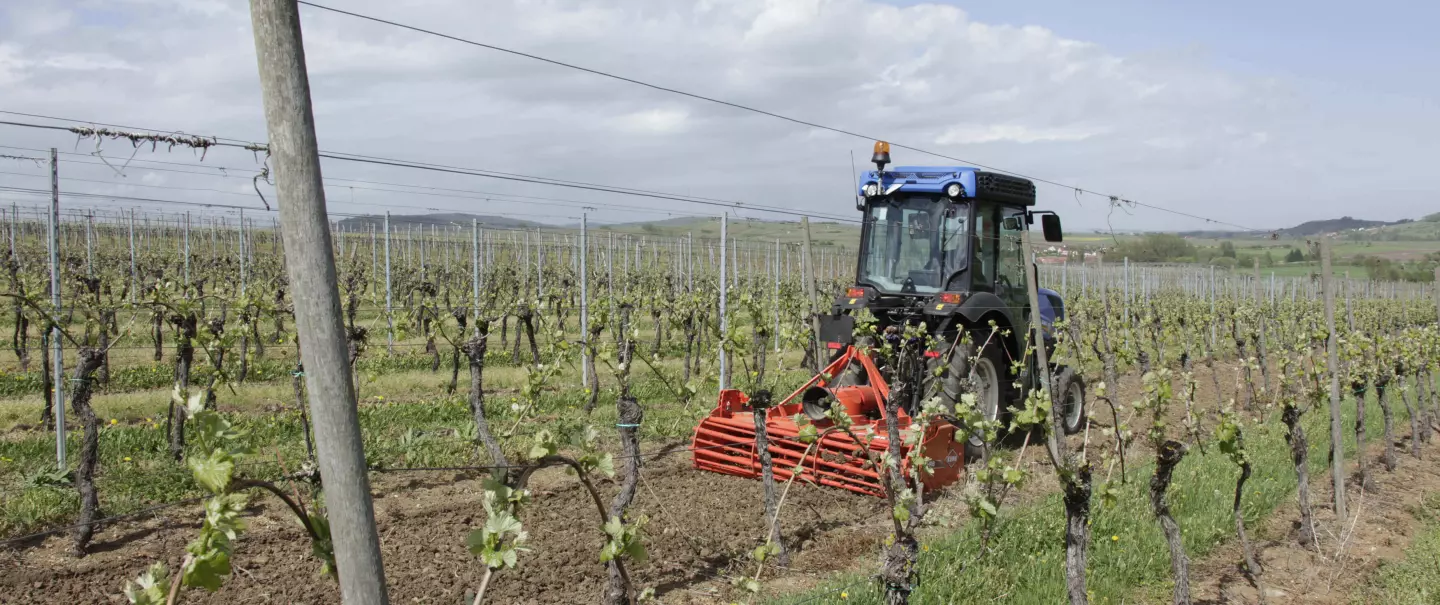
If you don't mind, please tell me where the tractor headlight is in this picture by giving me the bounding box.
[945,182,964,198]
[863,182,880,197]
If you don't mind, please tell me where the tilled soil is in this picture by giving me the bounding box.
[0,453,891,605]
[0,359,1249,605]
[1170,431,1440,605]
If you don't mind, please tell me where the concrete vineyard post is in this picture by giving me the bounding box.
[128,209,137,302]
[48,148,65,469]
[719,214,728,391]
[239,209,247,297]
[1320,239,1346,520]
[1123,256,1130,348]
[85,212,93,278]
[248,2,391,602]
[8,204,16,277]
[472,220,480,336]
[607,232,615,339]
[580,213,589,388]
[384,212,393,354]
[802,217,819,371]
[1209,265,1216,347]
[774,239,780,353]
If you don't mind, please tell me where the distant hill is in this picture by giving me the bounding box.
[336,213,546,230]
[1179,215,1426,239]
[331,213,859,248]
[1278,216,1403,237]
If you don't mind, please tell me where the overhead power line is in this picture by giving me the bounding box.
[0,164,759,223]
[294,1,1263,232]
[0,111,856,223]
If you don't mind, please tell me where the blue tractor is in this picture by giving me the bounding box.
[818,142,1086,457]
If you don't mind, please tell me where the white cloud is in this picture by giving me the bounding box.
[0,0,1433,230]
[42,53,140,71]
[615,108,690,134]
[937,123,1106,145]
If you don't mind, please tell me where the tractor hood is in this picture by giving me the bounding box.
[1037,287,1065,335]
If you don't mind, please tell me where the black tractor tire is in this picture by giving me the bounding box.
[1053,365,1087,435]
[928,333,1013,461]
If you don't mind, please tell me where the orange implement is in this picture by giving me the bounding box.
[691,345,965,498]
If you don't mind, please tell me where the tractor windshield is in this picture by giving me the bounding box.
[857,196,969,294]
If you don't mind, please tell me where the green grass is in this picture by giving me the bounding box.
[772,392,1395,604]
[1351,493,1440,605]
[0,350,813,540]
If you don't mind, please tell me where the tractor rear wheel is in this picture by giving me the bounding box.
[1054,366,1087,435]
[931,333,1012,461]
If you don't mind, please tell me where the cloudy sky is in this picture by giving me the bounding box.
[0,0,1436,232]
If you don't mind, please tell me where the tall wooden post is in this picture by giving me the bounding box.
[249,2,390,602]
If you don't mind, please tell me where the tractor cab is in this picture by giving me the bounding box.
[830,142,1064,346]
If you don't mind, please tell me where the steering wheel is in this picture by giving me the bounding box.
[995,274,1014,296]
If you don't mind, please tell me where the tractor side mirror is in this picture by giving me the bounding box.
[1041,214,1063,242]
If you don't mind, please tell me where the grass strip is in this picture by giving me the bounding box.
[772,394,1390,604]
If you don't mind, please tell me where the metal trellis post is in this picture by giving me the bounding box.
[48,149,65,469]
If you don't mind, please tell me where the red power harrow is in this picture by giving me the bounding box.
[691,345,965,498]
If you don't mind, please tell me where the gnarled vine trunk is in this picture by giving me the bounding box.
[463,324,505,466]
[69,347,106,556]
[1063,464,1092,605]
[605,329,642,605]
[1151,440,1191,605]
[1282,404,1317,547]
[40,330,53,430]
[1375,377,1397,470]
[1352,379,1371,491]
[1232,449,1266,603]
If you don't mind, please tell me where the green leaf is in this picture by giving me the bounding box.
[464,528,492,555]
[625,539,648,565]
[528,430,558,460]
[977,498,998,518]
[123,563,170,605]
[306,513,335,577]
[188,450,235,495]
[186,388,210,416]
[501,547,518,568]
[593,453,616,479]
[485,511,523,538]
[1002,467,1026,486]
[892,503,911,524]
[603,516,626,539]
[182,549,231,592]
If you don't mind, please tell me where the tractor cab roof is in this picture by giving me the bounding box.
[858,166,1036,206]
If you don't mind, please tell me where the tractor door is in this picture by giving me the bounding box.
[996,207,1031,349]
[971,204,998,293]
